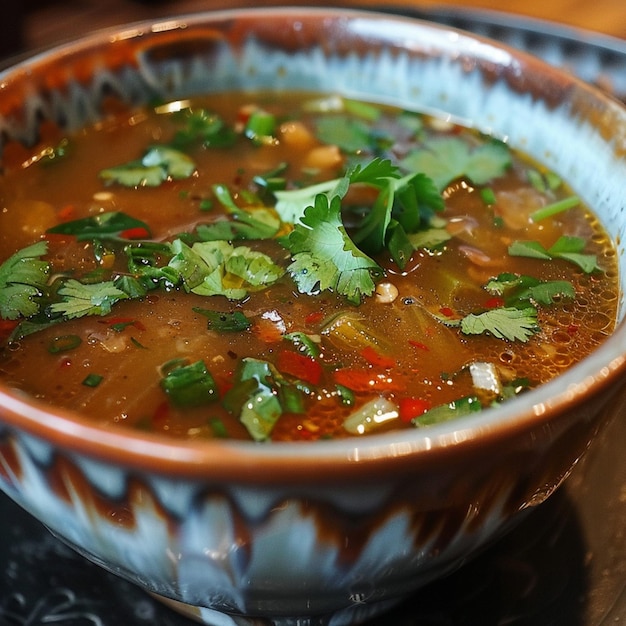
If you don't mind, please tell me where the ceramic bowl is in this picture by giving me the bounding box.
[0,8,626,626]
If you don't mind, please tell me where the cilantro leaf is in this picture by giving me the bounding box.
[47,212,151,242]
[485,273,575,307]
[195,184,280,241]
[315,115,374,153]
[99,146,195,187]
[168,239,284,300]
[400,137,511,190]
[508,235,601,273]
[286,194,381,305]
[49,279,129,319]
[0,242,50,320]
[169,108,236,149]
[274,178,347,225]
[459,307,539,342]
[273,158,397,225]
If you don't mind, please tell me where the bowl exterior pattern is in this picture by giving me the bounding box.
[0,9,626,625]
[0,389,621,625]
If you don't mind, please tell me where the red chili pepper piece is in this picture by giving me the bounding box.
[120,226,151,240]
[360,346,395,369]
[439,306,455,318]
[304,311,325,326]
[398,397,431,422]
[408,339,429,351]
[277,350,323,386]
[484,296,505,309]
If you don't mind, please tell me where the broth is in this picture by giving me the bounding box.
[0,93,618,441]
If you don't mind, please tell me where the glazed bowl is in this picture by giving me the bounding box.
[0,7,625,626]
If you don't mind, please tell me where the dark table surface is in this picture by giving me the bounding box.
[0,6,625,626]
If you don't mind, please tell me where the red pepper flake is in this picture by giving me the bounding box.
[360,346,395,369]
[439,306,455,318]
[567,324,579,336]
[304,311,325,326]
[215,371,234,397]
[58,358,73,369]
[277,350,323,386]
[58,204,76,222]
[333,368,405,392]
[408,339,429,351]
[484,296,505,309]
[120,227,151,240]
[398,397,432,422]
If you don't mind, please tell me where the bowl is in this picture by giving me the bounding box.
[0,7,625,625]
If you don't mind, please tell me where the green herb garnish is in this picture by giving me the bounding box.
[401,137,511,190]
[509,235,600,273]
[0,241,50,320]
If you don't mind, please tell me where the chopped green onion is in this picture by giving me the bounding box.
[343,98,382,121]
[160,360,218,408]
[480,187,496,205]
[283,331,320,357]
[530,196,580,222]
[335,384,355,406]
[245,110,276,145]
[527,169,546,192]
[209,417,229,438]
[412,396,481,427]
[48,334,82,354]
[82,373,104,388]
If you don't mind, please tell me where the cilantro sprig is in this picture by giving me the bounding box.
[279,158,444,302]
[0,242,50,320]
[287,193,382,305]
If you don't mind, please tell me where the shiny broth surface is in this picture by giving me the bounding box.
[0,93,618,441]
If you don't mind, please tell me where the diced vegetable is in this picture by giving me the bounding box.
[343,397,399,435]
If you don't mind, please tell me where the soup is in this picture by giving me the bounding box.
[0,93,618,441]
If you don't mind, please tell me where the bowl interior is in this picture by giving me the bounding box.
[0,7,625,466]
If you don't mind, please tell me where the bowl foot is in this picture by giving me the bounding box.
[150,593,401,625]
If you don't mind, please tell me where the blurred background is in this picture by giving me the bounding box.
[4,0,625,61]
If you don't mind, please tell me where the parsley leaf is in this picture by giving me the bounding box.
[286,193,381,305]
[49,279,129,319]
[508,235,601,273]
[400,137,511,189]
[0,242,50,320]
